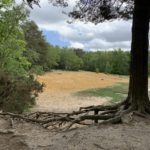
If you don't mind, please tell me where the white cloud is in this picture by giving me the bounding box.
[70,42,84,49]
[16,0,133,51]
[84,39,130,51]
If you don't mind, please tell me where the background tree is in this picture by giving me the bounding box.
[46,45,60,70]
[22,20,59,73]
[81,50,130,74]
[110,50,129,75]
[82,52,99,72]
[73,48,85,59]
[59,48,83,71]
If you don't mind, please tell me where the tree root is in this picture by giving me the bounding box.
[0,101,149,131]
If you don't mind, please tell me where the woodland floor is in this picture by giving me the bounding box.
[1,71,150,150]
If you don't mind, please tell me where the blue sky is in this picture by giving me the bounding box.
[43,30,69,47]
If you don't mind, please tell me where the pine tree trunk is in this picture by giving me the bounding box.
[127,0,150,112]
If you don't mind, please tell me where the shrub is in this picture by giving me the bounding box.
[0,71,43,113]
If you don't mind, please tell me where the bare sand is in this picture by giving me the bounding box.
[33,71,128,112]
[0,116,150,150]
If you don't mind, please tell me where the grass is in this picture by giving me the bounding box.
[76,83,128,103]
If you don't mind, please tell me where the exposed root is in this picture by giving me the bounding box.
[133,111,147,118]
[0,101,149,131]
[99,115,122,125]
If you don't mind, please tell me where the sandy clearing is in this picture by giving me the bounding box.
[32,93,111,112]
[33,71,128,112]
[36,71,128,93]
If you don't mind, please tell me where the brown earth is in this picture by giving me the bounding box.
[33,71,128,112]
[0,116,150,150]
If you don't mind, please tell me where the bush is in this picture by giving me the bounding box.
[0,71,43,113]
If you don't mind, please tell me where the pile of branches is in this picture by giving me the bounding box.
[0,101,145,131]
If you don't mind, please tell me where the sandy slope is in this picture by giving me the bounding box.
[33,71,128,112]
[0,116,150,150]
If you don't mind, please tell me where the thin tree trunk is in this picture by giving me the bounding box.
[128,0,150,112]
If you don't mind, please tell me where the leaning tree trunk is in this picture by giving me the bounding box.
[127,0,150,112]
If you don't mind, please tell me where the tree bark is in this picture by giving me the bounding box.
[127,0,150,112]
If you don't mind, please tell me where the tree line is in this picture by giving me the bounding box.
[21,20,131,75]
[17,20,150,77]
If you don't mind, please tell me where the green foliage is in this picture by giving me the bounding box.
[0,36,31,76]
[82,52,97,71]
[0,1,43,113]
[45,45,60,70]
[0,2,30,76]
[59,48,83,71]
[77,83,128,103]
[110,50,130,75]
[73,48,85,58]
[22,21,61,73]
[0,3,27,43]
[33,46,131,75]
[81,50,130,75]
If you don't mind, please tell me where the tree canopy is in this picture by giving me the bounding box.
[26,0,135,22]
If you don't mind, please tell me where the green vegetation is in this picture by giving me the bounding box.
[22,21,59,73]
[77,83,128,103]
[34,47,131,75]
[81,50,130,75]
[58,49,83,71]
[0,1,43,113]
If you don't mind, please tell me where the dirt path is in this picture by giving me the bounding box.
[33,71,128,112]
